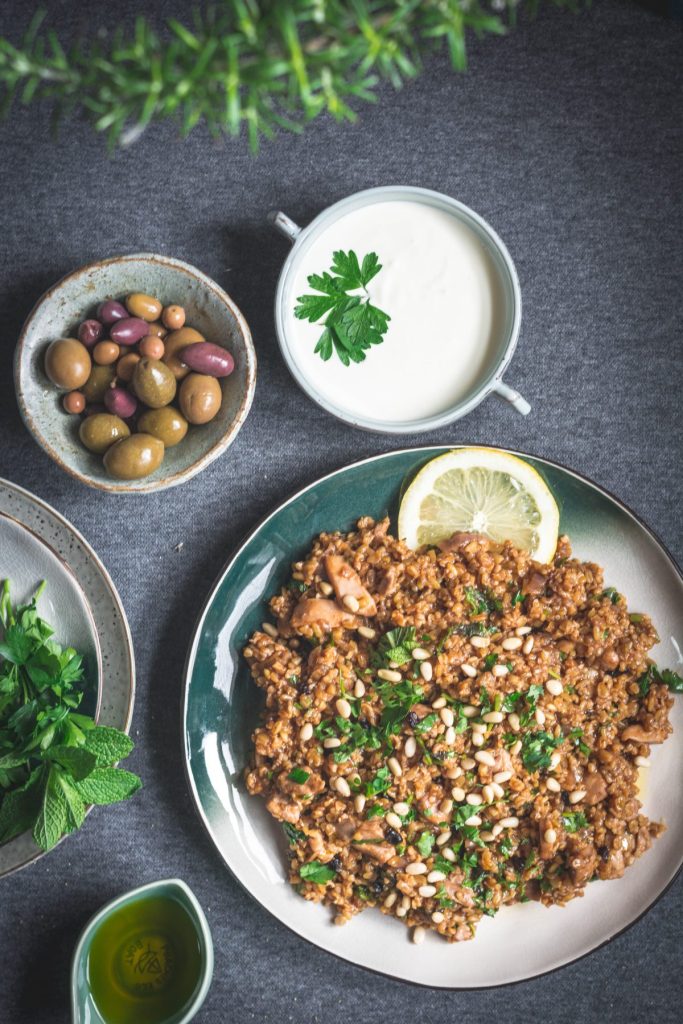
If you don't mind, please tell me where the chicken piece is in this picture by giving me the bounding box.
[489,748,513,776]
[566,837,597,885]
[290,598,356,631]
[582,770,608,806]
[441,871,476,908]
[376,565,399,597]
[266,793,301,824]
[621,722,668,744]
[280,771,325,798]
[438,532,481,553]
[351,819,395,864]
[324,555,377,616]
[334,816,359,841]
[598,847,625,880]
[522,571,547,596]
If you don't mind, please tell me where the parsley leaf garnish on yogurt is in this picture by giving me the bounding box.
[294,249,391,366]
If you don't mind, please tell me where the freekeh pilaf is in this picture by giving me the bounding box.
[244,518,680,944]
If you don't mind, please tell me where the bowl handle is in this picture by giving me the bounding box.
[493,381,531,416]
[268,210,302,244]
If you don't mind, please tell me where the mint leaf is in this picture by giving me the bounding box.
[83,726,134,767]
[0,767,44,843]
[33,766,69,850]
[44,745,97,781]
[56,772,86,832]
[75,767,141,805]
[299,860,336,884]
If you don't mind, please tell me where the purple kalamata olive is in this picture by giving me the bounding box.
[104,386,138,420]
[178,342,234,378]
[97,299,129,325]
[78,319,103,348]
[110,317,149,347]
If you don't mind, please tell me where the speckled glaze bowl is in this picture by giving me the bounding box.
[14,254,256,494]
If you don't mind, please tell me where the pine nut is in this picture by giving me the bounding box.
[546,679,563,697]
[445,726,456,745]
[452,786,466,802]
[490,782,505,799]
[431,911,445,924]
[500,816,519,828]
[418,884,437,897]
[439,798,454,815]
[475,750,496,767]
[569,789,586,804]
[492,664,509,677]
[491,823,504,837]
[436,830,452,846]
[396,905,407,918]
[516,626,532,636]
[480,831,495,842]
[546,777,561,793]
[440,707,454,727]
[461,757,476,770]
[483,711,504,724]
[404,736,417,758]
[335,777,351,797]
[342,594,360,613]
[388,757,403,777]
[507,712,521,732]
[465,814,482,826]
[493,770,512,783]
[502,637,522,651]
[354,793,366,813]
[412,647,430,660]
[431,696,447,709]
[319,581,333,596]
[549,752,561,770]
[300,722,313,741]
[470,635,490,649]
[384,891,398,908]
[336,698,352,719]
[405,862,427,875]
[393,801,410,816]
[462,705,478,717]
[358,625,376,640]
[510,740,522,756]
[441,847,456,862]
[323,737,341,748]
[523,637,534,654]
[262,622,278,638]
[544,828,557,845]
[412,926,426,944]
[635,755,650,767]
[446,765,463,780]
[471,722,487,734]
[427,869,447,883]
[401,895,410,908]
[378,668,402,683]
[471,732,484,747]
[466,792,483,805]
[482,784,495,803]
[385,812,403,830]
[461,663,478,678]
[354,679,366,698]
[420,661,433,682]
[535,708,546,726]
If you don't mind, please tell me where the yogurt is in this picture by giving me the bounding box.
[286,199,507,425]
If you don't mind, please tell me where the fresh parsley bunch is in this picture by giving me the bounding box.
[294,249,390,366]
[0,580,141,851]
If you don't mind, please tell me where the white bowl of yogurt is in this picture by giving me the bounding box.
[271,186,529,433]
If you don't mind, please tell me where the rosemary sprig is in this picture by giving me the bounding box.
[0,1,585,151]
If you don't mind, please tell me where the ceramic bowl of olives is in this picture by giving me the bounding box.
[14,254,256,493]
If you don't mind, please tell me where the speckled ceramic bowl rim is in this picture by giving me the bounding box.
[0,508,104,724]
[0,477,135,877]
[273,186,523,434]
[182,444,683,990]
[14,253,257,494]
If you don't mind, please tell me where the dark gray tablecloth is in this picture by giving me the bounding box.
[1,1,681,1021]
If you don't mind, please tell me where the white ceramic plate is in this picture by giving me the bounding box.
[183,447,683,987]
[0,479,135,877]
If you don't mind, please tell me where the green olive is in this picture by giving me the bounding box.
[179,373,222,424]
[79,414,130,455]
[162,327,204,380]
[45,338,91,390]
[81,364,116,404]
[132,357,177,409]
[103,434,165,480]
[137,406,189,447]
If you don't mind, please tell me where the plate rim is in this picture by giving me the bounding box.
[182,443,683,989]
[0,477,136,876]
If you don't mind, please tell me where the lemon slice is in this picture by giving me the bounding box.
[398,448,560,562]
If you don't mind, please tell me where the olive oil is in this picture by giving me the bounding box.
[87,894,202,1024]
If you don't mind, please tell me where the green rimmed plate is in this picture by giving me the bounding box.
[182,446,683,988]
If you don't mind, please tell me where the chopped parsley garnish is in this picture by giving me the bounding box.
[600,587,620,604]
[511,591,525,607]
[566,727,591,757]
[366,803,385,819]
[520,731,563,771]
[374,626,419,667]
[519,683,544,726]
[287,580,308,593]
[435,885,456,908]
[299,860,336,884]
[638,664,683,696]
[365,766,392,797]
[287,767,310,784]
[502,691,522,712]
[562,811,588,833]
[432,853,456,875]
[464,587,490,616]
[413,712,438,735]
[483,652,498,671]
[283,822,306,845]
[416,831,436,856]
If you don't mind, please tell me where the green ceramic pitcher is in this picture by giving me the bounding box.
[71,878,213,1024]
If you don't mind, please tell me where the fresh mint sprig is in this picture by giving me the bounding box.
[294,249,390,366]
